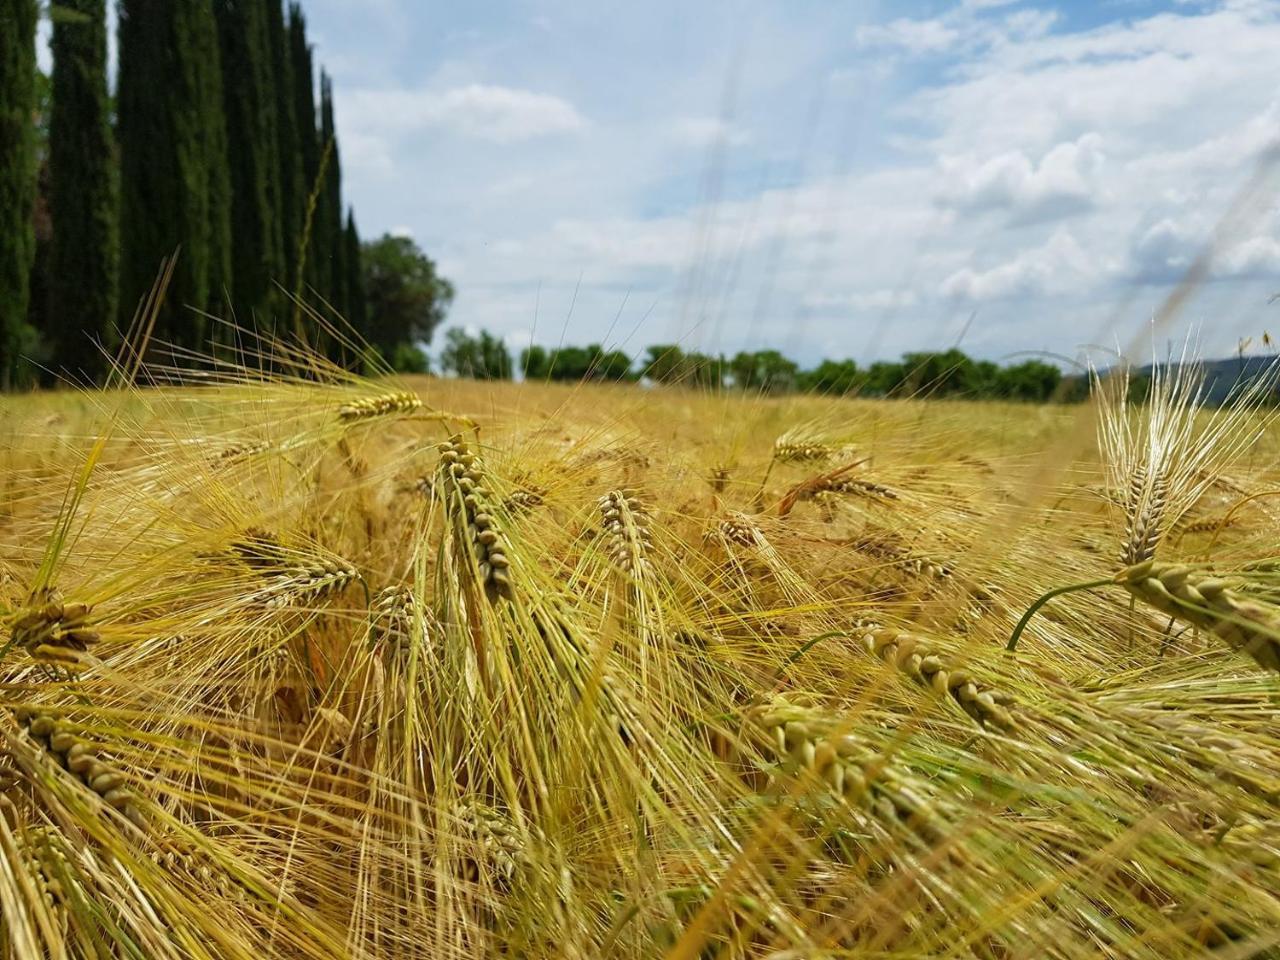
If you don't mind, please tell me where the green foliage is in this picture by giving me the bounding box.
[214,0,283,325]
[317,70,345,320]
[344,209,365,331]
[729,349,798,394]
[390,340,429,374]
[118,0,233,349]
[0,0,39,388]
[361,233,453,359]
[267,0,301,292]
[288,4,319,295]
[440,328,511,380]
[797,358,859,394]
[642,344,724,387]
[521,343,634,382]
[49,0,117,379]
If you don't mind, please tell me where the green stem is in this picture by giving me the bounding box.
[1006,578,1116,652]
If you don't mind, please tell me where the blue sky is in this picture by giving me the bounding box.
[61,1,1280,366]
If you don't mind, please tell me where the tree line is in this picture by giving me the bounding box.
[0,0,453,388]
[438,331,1071,401]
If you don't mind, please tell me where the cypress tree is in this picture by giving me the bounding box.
[318,70,346,317]
[344,209,365,336]
[268,0,302,297]
[0,0,39,388]
[118,0,232,351]
[287,3,319,296]
[214,0,283,322]
[49,0,117,380]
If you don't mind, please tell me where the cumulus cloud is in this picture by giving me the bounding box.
[343,83,586,143]
[937,133,1105,224]
[942,230,1093,302]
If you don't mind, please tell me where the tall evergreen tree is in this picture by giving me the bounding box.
[214,0,283,323]
[0,0,39,387]
[118,0,232,350]
[287,3,319,297]
[344,208,364,335]
[268,0,302,297]
[49,0,117,379]
[318,70,346,317]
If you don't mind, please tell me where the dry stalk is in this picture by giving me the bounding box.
[1115,561,1280,673]
[14,708,145,829]
[599,490,652,577]
[438,436,514,602]
[858,628,1015,731]
[10,587,99,668]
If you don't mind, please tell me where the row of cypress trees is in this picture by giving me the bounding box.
[0,0,364,386]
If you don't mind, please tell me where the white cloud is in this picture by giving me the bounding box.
[389,225,414,239]
[942,230,1094,302]
[343,83,586,143]
[937,133,1105,223]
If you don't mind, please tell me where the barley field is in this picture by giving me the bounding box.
[2,344,1280,958]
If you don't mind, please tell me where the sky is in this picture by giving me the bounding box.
[53,0,1280,368]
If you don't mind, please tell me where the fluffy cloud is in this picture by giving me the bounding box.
[942,230,1093,302]
[317,0,1280,365]
[937,133,1104,224]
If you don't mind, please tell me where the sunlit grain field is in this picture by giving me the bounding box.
[2,352,1280,959]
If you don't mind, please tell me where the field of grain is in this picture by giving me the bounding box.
[2,349,1279,959]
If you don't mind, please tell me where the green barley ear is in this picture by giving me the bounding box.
[1115,560,1280,673]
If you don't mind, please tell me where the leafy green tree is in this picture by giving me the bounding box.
[49,0,117,380]
[390,341,429,374]
[361,233,453,359]
[440,328,511,380]
[118,0,233,349]
[996,360,1062,401]
[730,350,798,393]
[0,0,39,387]
[521,344,550,380]
[214,0,283,323]
[799,359,860,394]
[862,361,904,396]
[643,344,723,387]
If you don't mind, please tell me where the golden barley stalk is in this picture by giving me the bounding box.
[337,390,423,422]
[598,489,652,577]
[9,587,100,668]
[438,435,513,601]
[14,709,145,830]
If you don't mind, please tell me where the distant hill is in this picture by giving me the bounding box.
[1135,355,1279,406]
